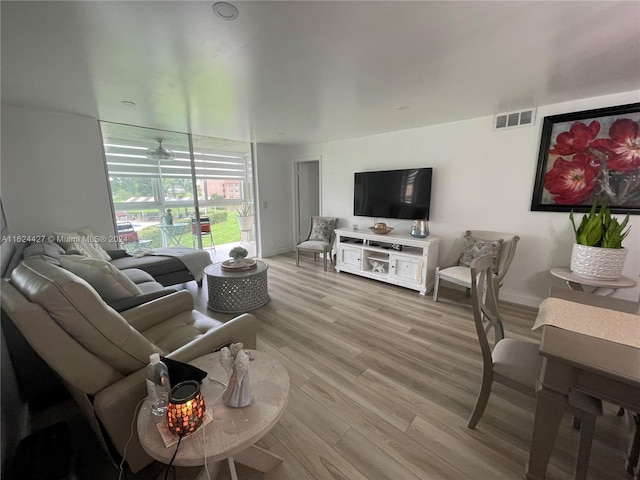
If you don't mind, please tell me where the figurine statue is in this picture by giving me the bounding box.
[370,259,386,273]
[229,342,243,358]
[219,347,234,378]
[219,342,243,379]
[222,349,252,407]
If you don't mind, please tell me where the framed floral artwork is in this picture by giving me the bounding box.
[530,102,640,214]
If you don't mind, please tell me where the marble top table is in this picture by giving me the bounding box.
[137,350,290,480]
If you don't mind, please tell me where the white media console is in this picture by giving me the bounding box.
[335,228,440,295]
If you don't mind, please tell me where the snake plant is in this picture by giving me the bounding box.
[570,202,630,248]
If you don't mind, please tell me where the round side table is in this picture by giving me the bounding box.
[137,350,290,480]
[550,267,637,296]
[205,260,270,313]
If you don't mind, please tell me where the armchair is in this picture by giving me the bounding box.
[1,257,257,473]
[433,230,519,302]
[296,216,338,271]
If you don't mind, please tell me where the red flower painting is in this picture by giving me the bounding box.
[591,119,640,172]
[544,154,600,204]
[532,104,640,213]
[549,121,600,156]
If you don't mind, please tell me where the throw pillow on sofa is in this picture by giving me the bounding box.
[53,227,112,261]
[23,240,66,265]
[59,255,142,300]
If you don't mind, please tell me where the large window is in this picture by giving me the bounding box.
[101,122,255,252]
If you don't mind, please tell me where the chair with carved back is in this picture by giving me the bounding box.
[467,253,602,480]
[433,230,519,302]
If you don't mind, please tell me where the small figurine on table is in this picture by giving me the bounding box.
[370,259,386,273]
[222,350,252,407]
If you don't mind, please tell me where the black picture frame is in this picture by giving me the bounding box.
[530,102,640,214]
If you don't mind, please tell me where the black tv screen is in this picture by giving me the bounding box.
[354,168,433,220]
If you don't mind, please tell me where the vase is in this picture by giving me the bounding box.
[237,216,253,231]
[410,219,429,238]
[570,243,628,280]
[233,257,246,267]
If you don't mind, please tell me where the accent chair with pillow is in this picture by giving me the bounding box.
[296,216,338,271]
[432,230,519,302]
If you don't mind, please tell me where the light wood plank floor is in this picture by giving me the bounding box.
[181,252,634,480]
[47,252,634,480]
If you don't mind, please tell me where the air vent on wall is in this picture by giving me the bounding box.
[493,108,536,131]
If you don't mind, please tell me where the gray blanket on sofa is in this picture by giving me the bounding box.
[131,247,212,282]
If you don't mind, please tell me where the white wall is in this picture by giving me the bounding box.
[286,91,640,307]
[2,94,638,308]
[1,105,116,242]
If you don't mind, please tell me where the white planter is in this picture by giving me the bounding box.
[237,216,253,231]
[570,243,628,280]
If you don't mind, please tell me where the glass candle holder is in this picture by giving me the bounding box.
[166,380,206,436]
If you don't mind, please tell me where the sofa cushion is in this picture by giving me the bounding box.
[12,258,156,373]
[59,255,142,300]
[23,241,66,265]
[110,254,188,277]
[141,310,224,353]
[121,268,155,285]
[53,227,112,261]
[121,269,165,294]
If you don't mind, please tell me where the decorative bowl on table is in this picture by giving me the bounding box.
[369,223,394,235]
[221,258,257,271]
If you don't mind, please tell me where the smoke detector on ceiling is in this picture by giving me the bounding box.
[493,108,536,131]
[212,2,239,20]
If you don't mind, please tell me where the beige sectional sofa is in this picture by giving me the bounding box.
[1,257,257,473]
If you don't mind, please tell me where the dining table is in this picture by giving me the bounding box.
[526,287,640,480]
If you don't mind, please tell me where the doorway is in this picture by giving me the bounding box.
[294,158,320,243]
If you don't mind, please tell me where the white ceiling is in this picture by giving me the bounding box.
[2,1,639,145]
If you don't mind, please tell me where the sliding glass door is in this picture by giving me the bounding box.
[101,122,255,257]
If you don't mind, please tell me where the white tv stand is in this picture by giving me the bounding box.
[335,228,440,295]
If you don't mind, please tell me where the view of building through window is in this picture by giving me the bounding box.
[100,122,255,254]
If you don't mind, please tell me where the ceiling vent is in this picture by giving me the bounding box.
[493,108,536,131]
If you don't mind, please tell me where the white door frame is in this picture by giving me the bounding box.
[293,156,321,244]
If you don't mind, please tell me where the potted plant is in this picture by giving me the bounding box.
[569,202,630,279]
[235,204,253,232]
[229,246,249,266]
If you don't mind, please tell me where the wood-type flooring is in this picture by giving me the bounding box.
[37,252,635,480]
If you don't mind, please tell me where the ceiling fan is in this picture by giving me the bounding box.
[147,139,175,161]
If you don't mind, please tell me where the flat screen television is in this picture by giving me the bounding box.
[354,168,433,220]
